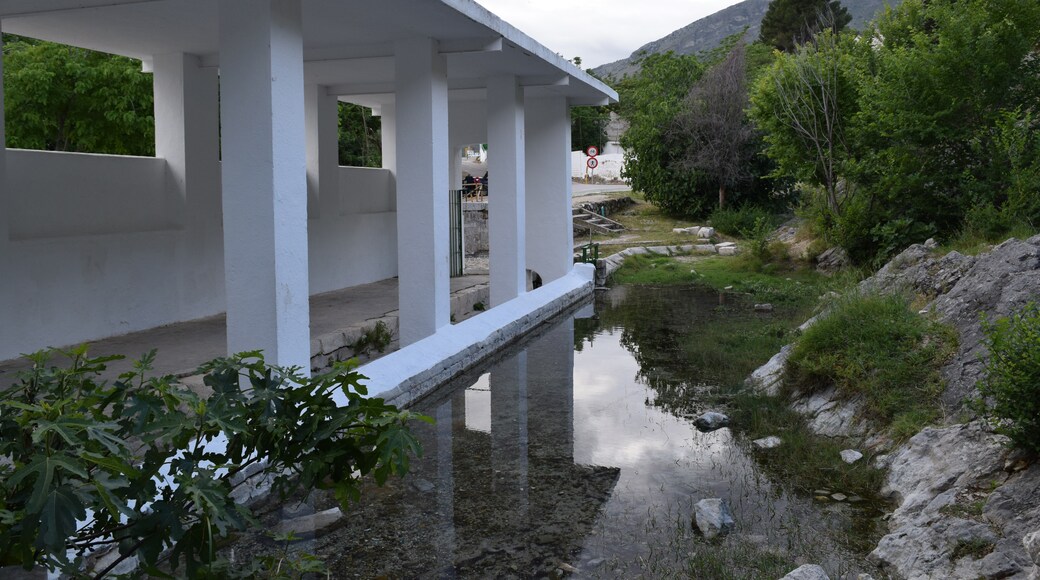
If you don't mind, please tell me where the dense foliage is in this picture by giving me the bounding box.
[338,102,382,168]
[2,35,155,155]
[978,304,1040,452]
[0,348,426,577]
[759,0,851,52]
[616,42,782,218]
[751,0,1040,264]
[571,106,610,154]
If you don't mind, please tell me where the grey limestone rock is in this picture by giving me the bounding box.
[694,411,730,432]
[753,435,782,450]
[815,246,850,274]
[841,449,864,464]
[693,498,735,539]
[780,564,830,580]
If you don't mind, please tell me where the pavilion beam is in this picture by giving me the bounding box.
[524,96,573,284]
[394,37,450,346]
[218,0,311,371]
[487,74,526,305]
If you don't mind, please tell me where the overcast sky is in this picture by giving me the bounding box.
[475,0,746,68]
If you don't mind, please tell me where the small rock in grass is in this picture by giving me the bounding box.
[274,507,344,537]
[815,495,830,502]
[694,411,730,432]
[753,436,782,450]
[558,562,579,573]
[840,449,864,464]
[781,564,831,580]
[694,498,735,539]
[754,303,774,313]
[831,493,848,502]
[724,285,734,291]
[814,489,831,496]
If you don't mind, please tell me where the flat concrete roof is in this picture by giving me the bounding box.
[0,0,617,106]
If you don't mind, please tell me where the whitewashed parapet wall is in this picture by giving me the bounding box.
[0,67,397,363]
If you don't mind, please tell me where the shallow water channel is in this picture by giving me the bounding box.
[259,285,885,578]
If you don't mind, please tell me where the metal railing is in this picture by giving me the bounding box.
[449,189,464,277]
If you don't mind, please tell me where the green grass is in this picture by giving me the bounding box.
[685,538,795,579]
[729,391,887,496]
[785,293,958,439]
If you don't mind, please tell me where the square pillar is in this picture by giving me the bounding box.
[490,350,529,516]
[525,96,573,284]
[380,103,398,211]
[487,75,526,306]
[305,83,340,220]
[218,0,311,371]
[394,38,450,346]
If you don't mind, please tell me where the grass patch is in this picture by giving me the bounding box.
[729,391,886,497]
[950,538,995,561]
[687,255,844,307]
[785,293,958,438]
[708,206,779,237]
[939,499,986,520]
[610,253,704,285]
[685,538,794,579]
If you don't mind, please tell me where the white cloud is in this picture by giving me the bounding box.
[476,0,745,68]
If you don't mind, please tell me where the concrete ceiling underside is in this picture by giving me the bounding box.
[0,0,617,106]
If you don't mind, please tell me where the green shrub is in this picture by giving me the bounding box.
[785,293,957,435]
[0,347,427,576]
[708,206,776,237]
[977,303,1040,452]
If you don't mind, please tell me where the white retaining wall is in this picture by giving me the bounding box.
[1,149,398,362]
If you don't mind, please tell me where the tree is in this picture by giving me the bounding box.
[338,102,382,167]
[2,35,155,155]
[0,348,426,576]
[759,0,852,52]
[616,51,712,216]
[750,29,862,218]
[669,44,756,209]
[571,106,610,154]
[853,0,1040,239]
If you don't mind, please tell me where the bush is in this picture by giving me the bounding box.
[0,347,427,576]
[977,303,1040,452]
[708,206,776,237]
[785,293,957,436]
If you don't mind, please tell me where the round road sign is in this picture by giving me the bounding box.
[586,145,599,157]
[586,157,599,170]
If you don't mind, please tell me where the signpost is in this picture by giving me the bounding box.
[584,145,599,181]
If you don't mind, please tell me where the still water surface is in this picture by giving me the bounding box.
[297,286,882,578]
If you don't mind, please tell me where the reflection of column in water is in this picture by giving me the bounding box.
[435,400,455,573]
[526,318,575,463]
[490,351,529,520]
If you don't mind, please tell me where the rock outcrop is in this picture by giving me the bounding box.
[746,235,1040,579]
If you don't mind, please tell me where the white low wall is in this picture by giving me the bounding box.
[1,151,399,362]
[571,151,626,181]
[356,263,595,407]
[308,166,398,295]
[8,149,182,239]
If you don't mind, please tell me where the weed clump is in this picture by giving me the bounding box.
[977,303,1040,452]
[785,293,957,439]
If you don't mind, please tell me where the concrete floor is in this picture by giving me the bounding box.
[0,275,489,382]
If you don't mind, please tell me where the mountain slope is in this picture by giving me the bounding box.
[593,0,900,79]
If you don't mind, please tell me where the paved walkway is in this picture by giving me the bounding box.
[0,275,489,382]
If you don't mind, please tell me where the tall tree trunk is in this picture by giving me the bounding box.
[719,184,727,209]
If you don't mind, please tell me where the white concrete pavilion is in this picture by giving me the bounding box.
[0,0,616,394]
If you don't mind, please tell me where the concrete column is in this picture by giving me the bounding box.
[0,24,8,315]
[0,25,7,248]
[525,96,573,284]
[487,75,526,306]
[449,146,463,190]
[490,350,529,517]
[305,83,340,220]
[394,38,450,346]
[380,103,397,211]
[218,0,310,371]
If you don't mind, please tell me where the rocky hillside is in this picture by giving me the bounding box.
[749,235,1040,579]
[592,0,902,80]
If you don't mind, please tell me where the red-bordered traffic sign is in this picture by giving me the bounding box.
[587,157,599,169]
[586,145,599,157]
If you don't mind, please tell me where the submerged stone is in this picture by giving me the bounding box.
[694,411,730,432]
[693,498,735,539]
